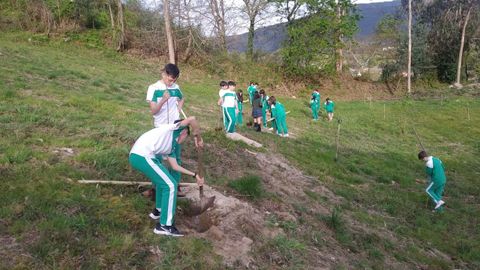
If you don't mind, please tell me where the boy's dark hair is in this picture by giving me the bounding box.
[253,91,260,99]
[326,97,330,101]
[418,150,428,160]
[163,63,180,78]
[220,81,228,87]
[228,80,236,86]
[259,89,265,95]
[268,95,276,104]
[174,119,190,136]
[237,90,243,102]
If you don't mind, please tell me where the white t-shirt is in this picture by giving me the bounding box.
[218,88,226,98]
[146,81,183,127]
[220,90,237,108]
[130,124,179,158]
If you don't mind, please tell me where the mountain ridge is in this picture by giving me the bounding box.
[227,0,401,53]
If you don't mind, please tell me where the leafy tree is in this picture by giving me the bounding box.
[400,0,480,84]
[281,0,358,78]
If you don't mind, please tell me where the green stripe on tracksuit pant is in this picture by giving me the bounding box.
[129,153,178,226]
[223,107,236,133]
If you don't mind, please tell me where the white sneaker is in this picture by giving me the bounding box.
[434,200,445,210]
[284,134,289,137]
[278,133,284,137]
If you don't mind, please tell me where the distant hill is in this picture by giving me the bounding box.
[227,0,401,53]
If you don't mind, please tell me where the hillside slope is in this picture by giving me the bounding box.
[1,32,480,269]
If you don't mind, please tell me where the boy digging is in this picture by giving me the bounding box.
[417,151,447,212]
[129,117,205,236]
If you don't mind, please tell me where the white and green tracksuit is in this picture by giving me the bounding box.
[221,90,237,133]
[247,85,256,105]
[237,99,243,125]
[272,102,288,135]
[324,100,334,113]
[311,92,320,120]
[129,124,184,226]
[310,99,319,120]
[146,81,184,126]
[261,95,269,127]
[425,156,447,208]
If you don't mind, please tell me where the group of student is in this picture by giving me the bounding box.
[309,89,335,122]
[127,64,448,238]
[218,81,289,137]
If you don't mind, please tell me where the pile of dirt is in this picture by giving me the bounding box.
[178,184,282,268]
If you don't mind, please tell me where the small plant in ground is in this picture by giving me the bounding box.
[325,208,344,232]
[228,175,263,200]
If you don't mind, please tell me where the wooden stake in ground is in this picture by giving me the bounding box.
[334,119,342,162]
[384,103,386,120]
[467,106,471,121]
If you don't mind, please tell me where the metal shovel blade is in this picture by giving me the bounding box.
[185,187,216,216]
[184,147,215,216]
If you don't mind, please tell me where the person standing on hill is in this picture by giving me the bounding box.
[252,91,263,132]
[324,97,335,122]
[146,64,183,126]
[310,96,319,121]
[236,89,244,126]
[311,89,320,121]
[268,96,289,137]
[417,151,447,212]
[218,81,238,133]
[247,81,256,105]
[145,64,184,198]
[129,117,204,237]
[260,89,269,128]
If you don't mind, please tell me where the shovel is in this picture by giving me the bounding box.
[184,147,215,216]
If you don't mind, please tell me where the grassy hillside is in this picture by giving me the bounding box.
[1,32,479,269]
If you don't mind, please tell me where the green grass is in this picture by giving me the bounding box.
[228,175,263,199]
[1,31,479,269]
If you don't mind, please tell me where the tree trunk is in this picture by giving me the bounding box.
[407,0,412,93]
[183,28,194,63]
[164,0,176,64]
[247,18,255,60]
[183,0,194,63]
[116,0,126,52]
[210,0,227,51]
[108,1,115,29]
[335,1,343,73]
[455,7,472,88]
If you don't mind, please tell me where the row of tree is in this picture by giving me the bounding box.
[1,0,479,87]
[0,0,359,73]
[380,0,480,88]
